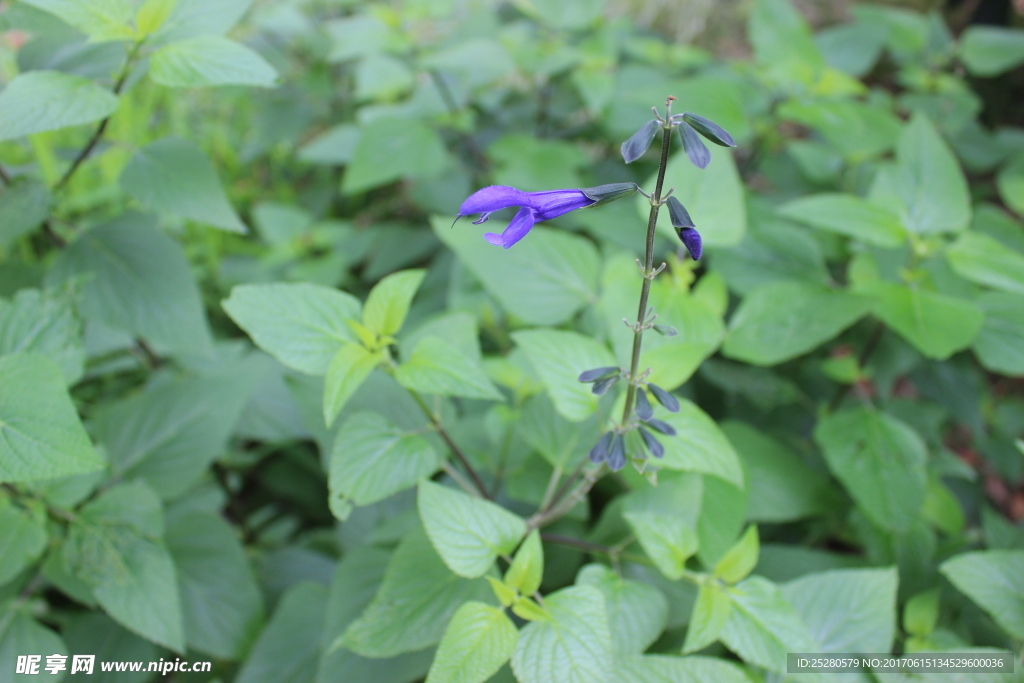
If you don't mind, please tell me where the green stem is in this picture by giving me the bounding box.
[621,103,675,424]
[408,389,491,499]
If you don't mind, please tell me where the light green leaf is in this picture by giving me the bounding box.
[658,401,745,487]
[48,213,214,356]
[623,475,702,581]
[639,145,746,248]
[780,99,901,160]
[723,281,872,366]
[0,288,84,385]
[363,269,426,337]
[92,358,259,498]
[715,526,759,584]
[341,528,493,657]
[166,512,264,659]
[997,154,1024,216]
[0,354,103,484]
[697,477,747,568]
[940,550,1024,639]
[511,329,615,422]
[903,588,940,637]
[396,337,502,401]
[0,179,52,248]
[0,612,69,681]
[781,567,898,652]
[433,216,601,326]
[223,283,361,375]
[974,292,1024,376]
[868,113,971,234]
[719,576,817,673]
[120,137,246,233]
[419,480,526,578]
[19,0,134,41]
[159,0,253,42]
[355,54,414,101]
[134,0,177,37]
[426,601,518,683]
[777,193,906,248]
[235,582,325,683]
[948,232,1024,296]
[150,36,277,88]
[0,495,48,586]
[329,412,439,516]
[960,26,1024,77]
[814,407,927,532]
[343,119,449,194]
[683,583,732,654]
[577,564,668,656]
[517,394,599,470]
[63,483,185,652]
[614,654,753,683]
[322,343,382,426]
[0,70,118,142]
[722,421,836,522]
[505,530,543,597]
[511,585,613,683]
[865,282,983,359]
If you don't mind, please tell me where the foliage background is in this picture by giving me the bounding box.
[1,0,1023,681]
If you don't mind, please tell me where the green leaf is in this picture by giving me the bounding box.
[150,36,277,88]
[940,550,1024,639]
[719,576,816,673]
[715,526,759,584]
[419,480,527,578]
[947,232,1024,295]
[973,292,1024,376]
[166,512,264,659]
[341,528,493,657]
[623,475,702,581]
[868,113,971,234]
[396,337,501,401]
[343,119,449,194]
[62,613,159,680]
[48,213,214,356]
[134,0,177,36]
[426,601,518,683]
[0,70,119,142]
[505,530,543,597]
[577,564,668,656]
[517,394,599,470]
[19,0,134,41]
[328,412,439,517]
[0,354,103,484]
[223,283,362,375]
[865,282,983,360]
[511,585,613,683]
[322,343,382,426]
[777,193,906,248]
[0,495,48,586]
[781,567,898,652]
[721,422,836,522]
[614,654,752,683]
[0,179,52,248]
[91,358,258,498]
[639,145,746,248]
[903,588,940,638]
[235,582,325,683]
[120,137,246,233]
[159,0,254,42]
[814,407,928,532]
[362,269,426,337]
[0,288,84,385]
[960,26,1024,76]
[723,281,872,366]
[63,482,185,652]
[433,216,601,326]
[0,612,69,680]
[997,153,1024,216]
[780,99,901,160]
[511,330,615,422]
[658,401,745,487]
[683,583,732,654]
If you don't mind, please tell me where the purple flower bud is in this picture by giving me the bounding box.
[456,185,597,248]
[639,427,664,459]
[607,434,626,471]
[677,227,702,260]
[635,388,654,421]
[589,432,613,464]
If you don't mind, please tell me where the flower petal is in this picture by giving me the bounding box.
[677,227,702,260]
[529,189,595,220]
[459,185,531,217]
[484,206,537,248]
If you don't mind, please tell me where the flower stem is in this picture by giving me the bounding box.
[407,389,491,499]
[621,102,675,424]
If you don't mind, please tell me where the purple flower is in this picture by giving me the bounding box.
[458,185,595,248]
[457,183,637,248]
